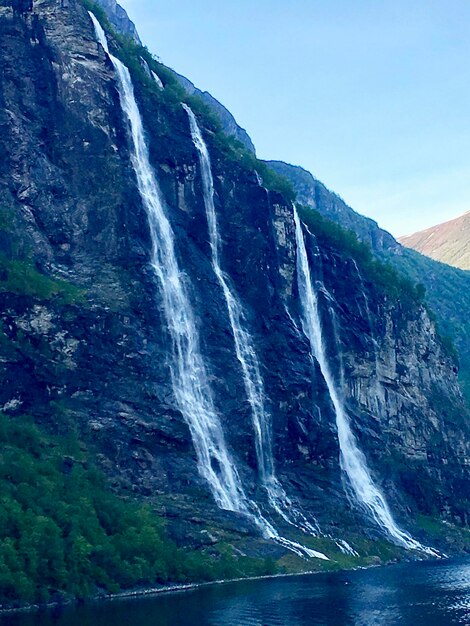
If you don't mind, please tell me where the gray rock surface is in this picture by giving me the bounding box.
[267,160,399,253]
[173,71,256,154]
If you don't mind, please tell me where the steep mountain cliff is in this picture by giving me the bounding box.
[173,71,256,155]
[90,0,256,155]
[399,211,470,270]
[0,0,469,606]
[267,160,470,406]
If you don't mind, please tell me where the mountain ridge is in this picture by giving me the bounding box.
[399,211,470,270]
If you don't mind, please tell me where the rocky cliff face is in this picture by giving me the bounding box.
[267,161,400,255]
[91,0,256,153]
[268,160,470,412]
[172,71,256,155]
[0,0,468,561]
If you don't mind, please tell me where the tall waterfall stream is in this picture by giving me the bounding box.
[294,209,437,556]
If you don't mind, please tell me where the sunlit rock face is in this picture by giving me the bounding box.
[0,0,468,558]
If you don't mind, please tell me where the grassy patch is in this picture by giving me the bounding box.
[275,533,407,576]
[415,514,470,550]
[0,255,83,304]
[0,208,14,232]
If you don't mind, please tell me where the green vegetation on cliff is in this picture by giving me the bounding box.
[267,161,469,405]
[384,248,470,403]
[0,255,82,304]
[296,205,463,364]
[0,414,277,607]
[296,205,425,306]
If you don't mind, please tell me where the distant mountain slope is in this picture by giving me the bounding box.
[268,161,470,406]
[399,212,470,270]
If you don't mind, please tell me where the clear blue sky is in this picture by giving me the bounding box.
[120,0,470,237]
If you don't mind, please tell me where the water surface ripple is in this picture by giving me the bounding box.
[2,558,470,625]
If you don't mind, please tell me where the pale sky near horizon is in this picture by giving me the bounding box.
[119,0,470,238]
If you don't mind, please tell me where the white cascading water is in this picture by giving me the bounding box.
[88,12,246,513]
[88,13,327,561]
[293,208,438,556]
[182,103,323,537]
[151,70,164,89]
[181,103,328,557]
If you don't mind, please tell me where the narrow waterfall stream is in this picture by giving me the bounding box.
[294,209,437,556]
[88,13,327,561]
[151,70,164,89]
[185,99,275,485]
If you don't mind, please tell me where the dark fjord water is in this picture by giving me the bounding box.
[2,558,469,626]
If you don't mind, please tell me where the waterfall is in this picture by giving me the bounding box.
[139,57,152,79]
[89,11,246,513]
[151,71,164,89]
[182,104,274,484]
[182,103,327,553]
[294,209,437,556]
[88,13,327,561]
